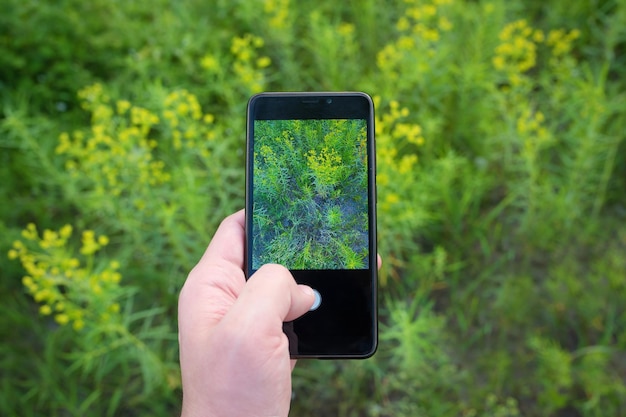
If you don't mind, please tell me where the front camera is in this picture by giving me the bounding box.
[326,98,333,104]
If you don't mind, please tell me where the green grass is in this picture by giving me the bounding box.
[1,0,626,416]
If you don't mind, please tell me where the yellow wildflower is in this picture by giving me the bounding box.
[116,100,131,115]
[200,54,219,72]
[55,314,70,326]
[256,56,272,68]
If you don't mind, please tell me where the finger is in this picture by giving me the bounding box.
[198,209,245,270]
[185,209,246,298]
[377,253,382,270]
[179,210,246,333]
[227,264,315,330]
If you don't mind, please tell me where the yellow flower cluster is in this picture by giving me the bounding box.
[492,19,544,86]
[398,0,453,41]
[337,22,355,37]
[80,229,109,255]
[307,147,343,197]
[8,223,122,332]
[56,84,170,204]
[493,20,580,87]
[374,97,425,213]
[377,0,453,79]
[517,107,551,156]
[517,108,547,137]
[77,82,110,112]
[546,27,581,73]
[546,28,581,57]
[200,34,272,97]
[231,34,271,94]
[263,0,290,30]
[56,85,219,216]
[162,89,216,158]
[200,54,219,73]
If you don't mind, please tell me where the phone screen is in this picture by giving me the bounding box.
[246,93,377,358]
[251,118,369,270]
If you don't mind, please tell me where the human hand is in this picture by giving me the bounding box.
[178,209,316,417]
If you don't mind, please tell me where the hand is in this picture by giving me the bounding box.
[178,209,315,417]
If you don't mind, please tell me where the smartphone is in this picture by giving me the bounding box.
[245,92,377,358]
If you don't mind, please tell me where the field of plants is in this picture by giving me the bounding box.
[252,119,369,269]
[1,0,625,416]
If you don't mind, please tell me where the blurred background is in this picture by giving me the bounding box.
[1,0,625,416]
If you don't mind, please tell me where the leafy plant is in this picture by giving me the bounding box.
[2,0,626,415]
[252,119,369,269]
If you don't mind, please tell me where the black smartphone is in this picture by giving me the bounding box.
[245,92,377,358]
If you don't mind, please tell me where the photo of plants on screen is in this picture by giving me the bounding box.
[252,118,369,270]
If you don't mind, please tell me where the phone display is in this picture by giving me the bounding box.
[246,92,377,358]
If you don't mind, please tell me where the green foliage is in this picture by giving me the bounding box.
[252,119,369,269]
[2,0,626,415]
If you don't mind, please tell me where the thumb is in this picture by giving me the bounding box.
[230,264,315,328]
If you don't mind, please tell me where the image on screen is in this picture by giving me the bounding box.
[252,118,369,270]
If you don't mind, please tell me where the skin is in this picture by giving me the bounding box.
[178,209,380,417]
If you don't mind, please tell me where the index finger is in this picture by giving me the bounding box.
[198,209,246,270]
[179,209,247,333]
